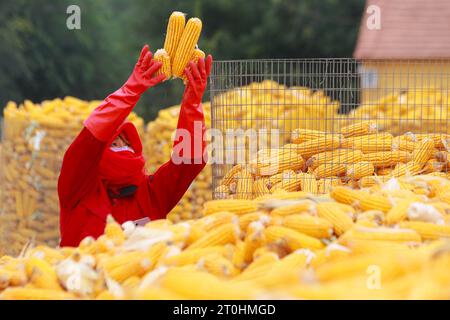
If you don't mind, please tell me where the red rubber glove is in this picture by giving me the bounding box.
[173,55,213,164]
[84,45,165,142]
[123,45,166,95]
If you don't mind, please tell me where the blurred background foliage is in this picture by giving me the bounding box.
[0,0,365,120]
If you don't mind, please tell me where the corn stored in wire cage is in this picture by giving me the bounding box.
[209,59,450,200]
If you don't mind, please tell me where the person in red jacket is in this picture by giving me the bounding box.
[58,44,213,247]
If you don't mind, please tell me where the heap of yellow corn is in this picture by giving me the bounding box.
[0,173,449,299]
[153,11,205,82]
[349,88,450,135]
[215,120,450,199]
[213,80,343,139]
[0,98,144,256]
[144,104,213,222]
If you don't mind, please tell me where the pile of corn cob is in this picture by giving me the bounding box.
[0,98,144,256]
[214,121,450,199]
[0,173,449,300]
[213,80,344,141]
[349,88,450,135]
[144,104,213,222]
[153,11,205,82]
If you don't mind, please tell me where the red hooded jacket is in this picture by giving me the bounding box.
[58,85,207,247]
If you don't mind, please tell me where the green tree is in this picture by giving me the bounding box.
[0,0,366,121]
[0,0,128,111]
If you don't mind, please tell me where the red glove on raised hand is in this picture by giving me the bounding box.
[84,45,165,142]
[124,45,166,95]
[173,55,213,163]
[183,55,213,105]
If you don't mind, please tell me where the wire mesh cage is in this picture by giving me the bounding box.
[209,59,450,200]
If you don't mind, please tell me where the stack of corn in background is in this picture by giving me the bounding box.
[0,98,144,256]
[0,173,449,299]
[213,80,343,143]
[348,88,450,135]
[214,120,450,199]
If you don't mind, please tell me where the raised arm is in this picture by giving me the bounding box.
[58,45,165,209]
[147,55,213,218]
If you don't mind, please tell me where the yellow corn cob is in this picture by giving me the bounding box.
[306,149,352,170]
[270,172,302,192]
[153,49,172,80]
[291,128,328,143]
[214,185,229,199]
[385,199,414,225]
[341,121,378,138]
[392,136,417,153]
[356,210,384,226]
[252,250,314,287]
[389,162,423,178]
[313,252,420,283]
[253,178,270,197]
[0,269,27,288]
[315,202,354,236]
[0,288,75,300]
[267,172,283,186]
[199,211,238,232]
[188,223,240,250]
[163,246,227,266]
[331,186,366,205]
[422,159,445,173]
[415,133,450,149]
[269,200,316,216]
[316,176,338,193]
[340,226,422,243]
[293,136,342,159]
[243,222,266,263]
[362,151,411,168]
[264,226,324,251]
[412,138,435,168]
[203,199,258,216]
[343,239,411,255]
[221,164,242,186]
[172,17,202,77]
[399,221,450,240]
[310,244,351,268]
[238,212,269,231]
[255,149,305,176]
[342,134,393,153]
[232,241,247,270]
[104,215,125,244]
[346,161,375,180]
[313,150,363,178]
[108,243,166,282]
[28,246,65,264]
[95,290,116,300]
[198,253,238,278]
[282,214,334,238]
[231,255,280,283]
[163,11,186,60]
[360,194,393,213]
[298,173,319,193]
[181,47,206,82]
[25,257,62,290]
[160,269,257,299]
[235,170,254,200]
